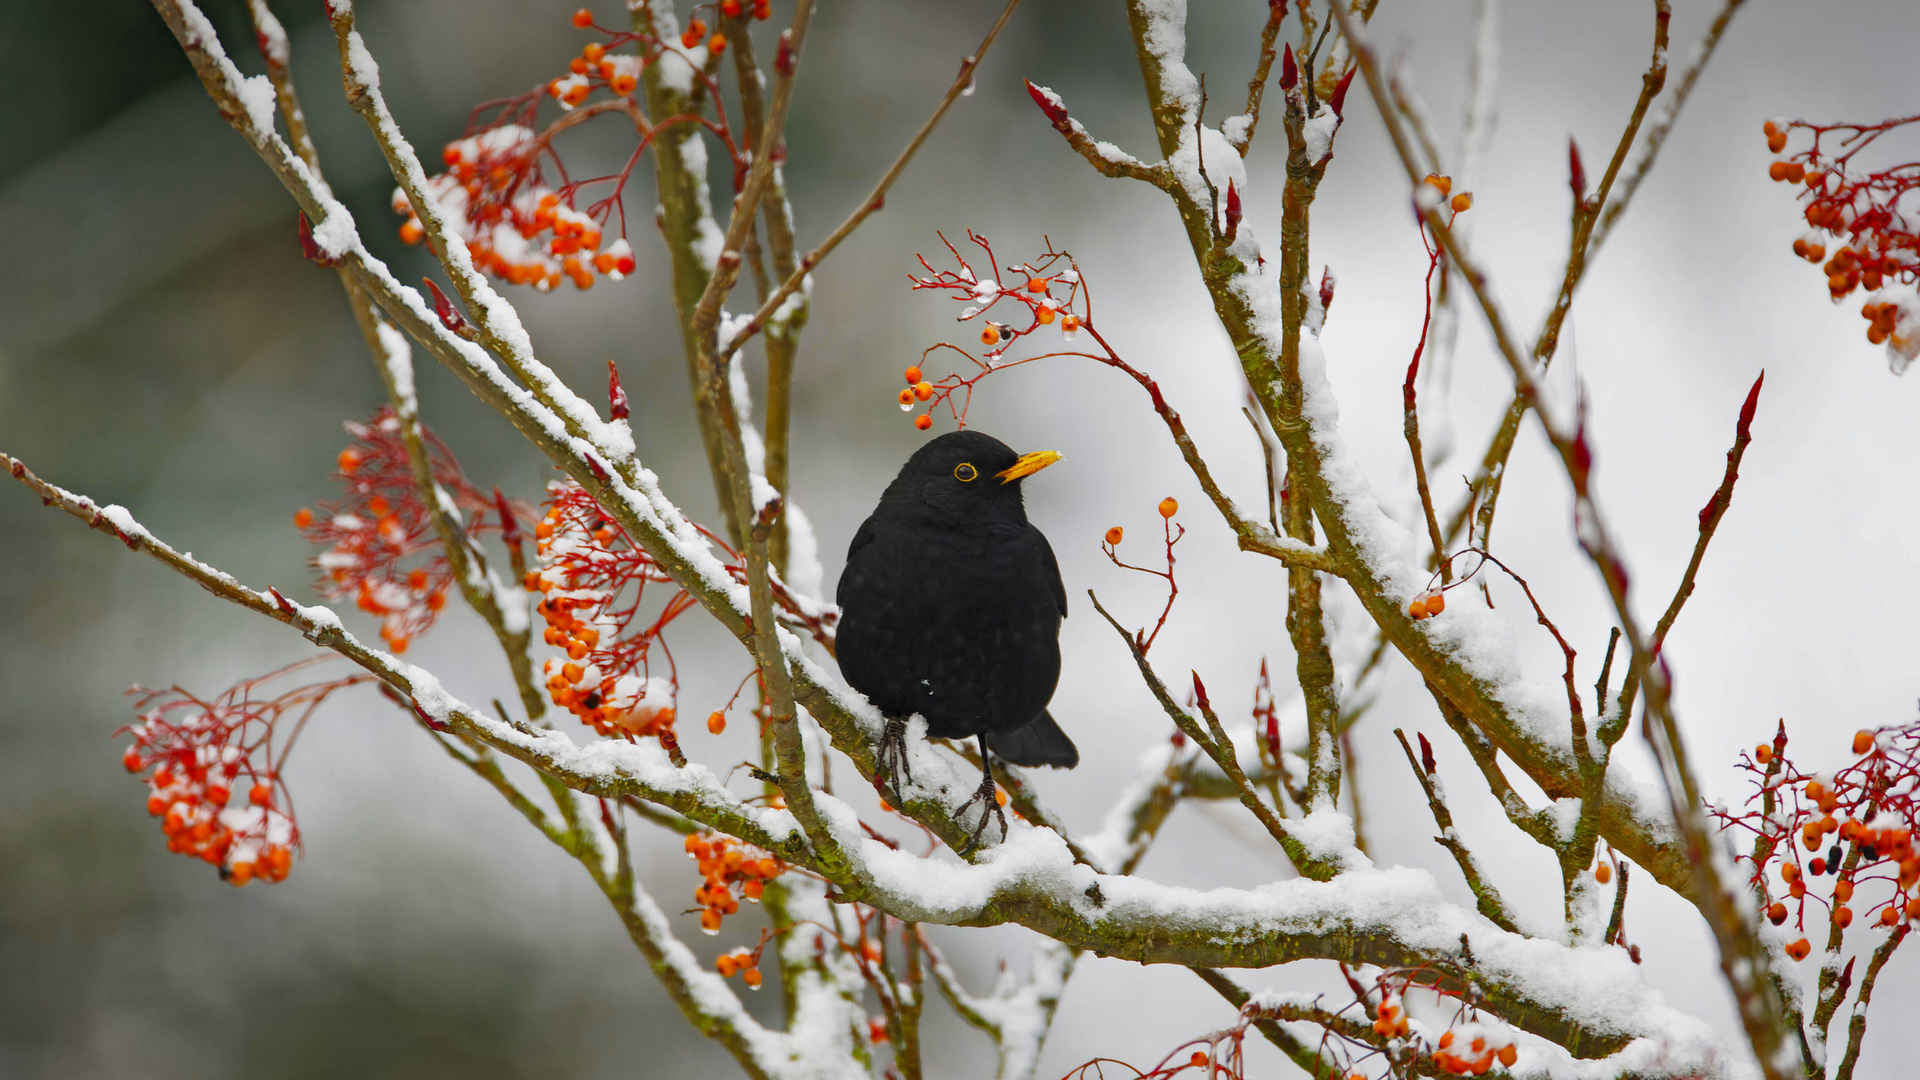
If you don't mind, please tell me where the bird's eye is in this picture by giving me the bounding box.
[953,462,978,482]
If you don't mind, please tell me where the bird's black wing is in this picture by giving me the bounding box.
[1029,522,1067,618]
[845,515,878,565]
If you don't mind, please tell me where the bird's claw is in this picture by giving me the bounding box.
[957,773,1008,856]
[877,716,913,803]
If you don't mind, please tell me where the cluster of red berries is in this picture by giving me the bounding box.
[894,365,937,431]
[396,127,635,292]
[1431,1028,1519,1076]
[1422,173,1475,214]
[1369,996,1411,1040]
[713,945,766,988]
[1763,117,1919,366]
[527,482,715,751]
[1719,717,1920,960]
[1406,588,1447,620]
[117,669,363,886]
[684,831,784,933]
[904,232,1096,428]
[295,411,511,654]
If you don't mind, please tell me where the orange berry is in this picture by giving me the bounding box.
[399,219,425,245]
[700,908,723,932]
[1450,191,1473,213]
[1423,173,1452,196]
[707,711,726,735]
[1439,1031,1455,1049]
[228,861,255,887]
[1833,905,1853,928]
[1104,526,1123,546]
[1762,120,1779,137]
[1026,276,1049,293]
[1884,905,1903,926]
[1907,897,1920,920]
[914,381,934,401]
[914,414,933,431]
[122,748,143,772]
[1036,306,1056,325]
[721,0,743,14]
[293,507,314,528]
[742,966,762,988]
[426,590,446,611]
[611,73,637,95]
[338,449,362,474]
[1784,163,1805,183]
[903,366,923,384]
[1059,314,1080,333]
[1158,496,1178,518]
[716,954,737,976]
[1755,744,1773,764]
[569,56,589,75]
[1785,937,1811,961]
[146,794,167,816]
[980,324,1001,346]
[1595,860,1613,884]
[1189,1052,1208,1068]
[1854,730,1874,754]
[583,42,605,63]
[249,783,272,807]
[206,783,230,807]
[1408,597,1429,619]
[1768,161,1792,182]
[1497,1045,1518,1067]
[1426,590,1446,615]
[571,8,593,28]
[1767,131,1788,154]
[1782,862,1800,882]
[709,33,727,54]
[1767,901,1788,924]
[898,388,915,407]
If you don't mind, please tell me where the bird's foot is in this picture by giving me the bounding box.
[876,716,913,803]
[956,772,1008,856]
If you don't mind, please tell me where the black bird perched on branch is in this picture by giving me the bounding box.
[835,430,1076,848]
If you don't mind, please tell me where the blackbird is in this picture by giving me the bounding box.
[835,430,1076,847]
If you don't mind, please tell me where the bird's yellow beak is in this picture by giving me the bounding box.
[997,450,1062,484]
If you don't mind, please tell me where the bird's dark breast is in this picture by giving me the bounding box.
[836,523,1061,739]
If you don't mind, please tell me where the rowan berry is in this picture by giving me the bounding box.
[1104,526,1123,545]
[293,508,315,528]
[707,711,726,734]
[1450,192,1473,213]
[1854,730,1875,754]
[914,414,933,431]
[903,365,923,384]
[571,8,593,28]
[1158,497,1178,518]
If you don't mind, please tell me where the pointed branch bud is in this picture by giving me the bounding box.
[1025,79,1070,127]
[608,359,631,420]
[1223,179,1242,243]
[494,488,521,547]
[775,29,795,76]
[1418,731,1436,775]
[297,213,337,267]
[1190,670,1210,711]
[1318,266,1337,314]
[1279,43,1299,91]
[1568,137,1588,202]
[422,277,471,337]
[1328,66,1357,119]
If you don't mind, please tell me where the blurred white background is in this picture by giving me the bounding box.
[2,1,1915,1076]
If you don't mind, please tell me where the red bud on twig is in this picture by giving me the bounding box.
[608,359,631,420]
[423,277,470,337]
[1279,43,1298,91]
[1418,731,1436,775]
[494,488,521,547]
[297,213,337,267]
[1568,137,1588,202]
[1190,671,1210,711]
[1223,179,1242,243]
[1328,66,1357,119]
[1318,266,1337,314]
[1025,79,1069,127]
[775,30,794,76]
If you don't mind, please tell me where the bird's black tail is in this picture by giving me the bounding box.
[987,711,1078,768]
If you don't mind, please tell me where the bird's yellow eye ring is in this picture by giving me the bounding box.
[953,462,978,482]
